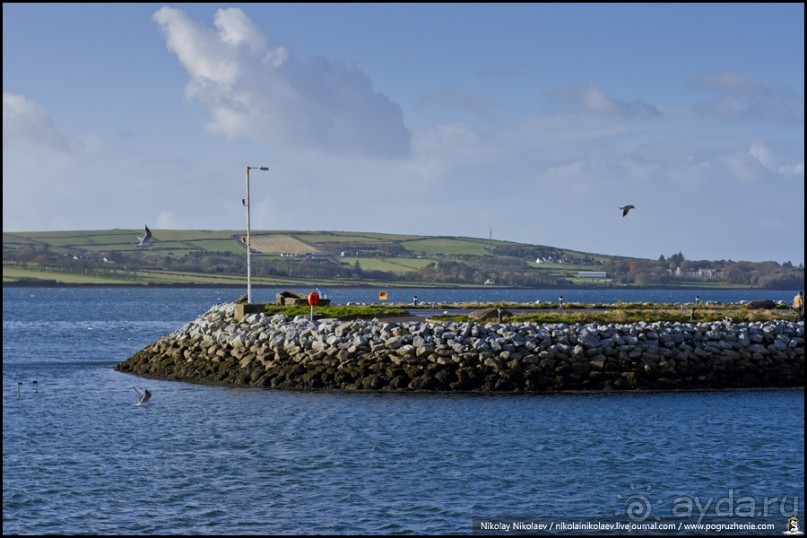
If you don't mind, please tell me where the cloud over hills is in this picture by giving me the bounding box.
[2,4,802,263]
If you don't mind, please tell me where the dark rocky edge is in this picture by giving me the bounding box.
[116,302,805,392]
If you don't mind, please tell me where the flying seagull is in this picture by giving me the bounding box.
[132,386,152,406]
[137,225,153,247]
[619,205,635,217]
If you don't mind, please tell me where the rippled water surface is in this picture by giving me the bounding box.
[3,288,803,534]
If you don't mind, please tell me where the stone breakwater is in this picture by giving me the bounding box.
[116,302,805,392]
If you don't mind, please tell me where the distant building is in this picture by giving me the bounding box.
[534,255,572,264]
[578,271,606,279]
[669,267,724,280]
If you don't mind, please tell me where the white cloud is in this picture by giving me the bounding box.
[214,7,266,53]
[691,70,763,94]
[153,7,411,159]
[153,7,240,91]
[749,141,805,176]
[155,211,181,229]
[547,85,662,120]
[749,141,775,168]
[780,161,804,175]
[722,153,763,183]
[691,70,804,126]
[3,92,70,151]
[533,160,587,193]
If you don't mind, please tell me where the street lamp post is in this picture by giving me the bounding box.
[245,165,269,304]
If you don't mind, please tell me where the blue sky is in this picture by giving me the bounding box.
[3,3,804,264]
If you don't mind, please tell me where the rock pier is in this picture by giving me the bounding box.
[116,302,804,392]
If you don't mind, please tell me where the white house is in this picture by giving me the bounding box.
[578,271,606,279]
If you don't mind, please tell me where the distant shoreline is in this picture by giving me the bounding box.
[1,280,787,292]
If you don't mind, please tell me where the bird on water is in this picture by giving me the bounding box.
[132,387,152,406]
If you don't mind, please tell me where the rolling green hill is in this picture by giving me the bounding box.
[3,229,802,289]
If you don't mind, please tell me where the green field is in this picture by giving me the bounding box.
[3,229,246,254]
[3,228,564,257]
[2,261,492,289]
[341,257,435,274]
[400,237,492,256]
[3,265,142,285]
[3,264,346,287]
[290,231,422,244]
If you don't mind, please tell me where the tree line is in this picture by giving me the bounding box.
[3,245,803,289]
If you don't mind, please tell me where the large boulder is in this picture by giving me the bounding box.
[746,299,777,310]
[276,291,308,305]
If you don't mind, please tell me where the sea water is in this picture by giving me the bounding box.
[3,287,803,534]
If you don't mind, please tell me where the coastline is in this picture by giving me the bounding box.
[2,280,789,292]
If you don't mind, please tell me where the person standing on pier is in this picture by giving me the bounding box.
[793,290,804,322]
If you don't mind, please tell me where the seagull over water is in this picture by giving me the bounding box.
[132,387,152,406]
[137,225,153,247]
[619,205,635,217]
